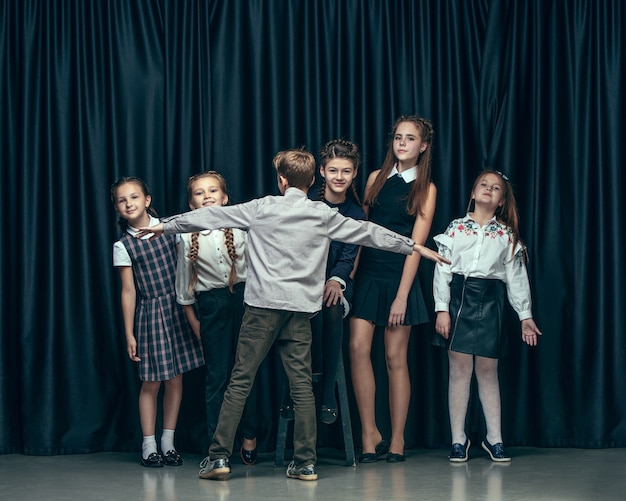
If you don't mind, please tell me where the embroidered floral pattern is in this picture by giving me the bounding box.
[447,218,512,243]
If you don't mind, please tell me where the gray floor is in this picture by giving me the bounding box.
[1,447,624,500]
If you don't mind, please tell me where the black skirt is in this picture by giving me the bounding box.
[351,272,429,327]
[433,274,507,358]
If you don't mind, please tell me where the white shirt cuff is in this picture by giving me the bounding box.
[518,310,533,321]
[327,276,346,290]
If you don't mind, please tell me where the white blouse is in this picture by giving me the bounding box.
[433,214,533,320]
[175,228,247,305]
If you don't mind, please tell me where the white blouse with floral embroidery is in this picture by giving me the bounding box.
[433,214,533,320]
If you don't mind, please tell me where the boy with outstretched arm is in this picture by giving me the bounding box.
[137,148,448,481]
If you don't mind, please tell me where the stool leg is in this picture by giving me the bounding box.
[336,352,356,466]
[274,414,289,467]
[275,379,290,467]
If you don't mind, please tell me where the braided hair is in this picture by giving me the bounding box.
[186,171,239,294]
[317,138,362,205]
[110,177,158,233]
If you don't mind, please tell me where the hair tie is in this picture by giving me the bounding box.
[495,170,510,181]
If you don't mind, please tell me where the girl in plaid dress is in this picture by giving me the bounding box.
[112,177,204,468]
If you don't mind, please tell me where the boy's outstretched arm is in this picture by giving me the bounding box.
[135,222,164,240]
[413,244,450,265]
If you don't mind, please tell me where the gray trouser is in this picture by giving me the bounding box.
[209,305,317,467]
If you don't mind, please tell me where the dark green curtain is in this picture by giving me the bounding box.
[1,0,624,455]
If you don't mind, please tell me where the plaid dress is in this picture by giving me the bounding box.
[121,232,204,381]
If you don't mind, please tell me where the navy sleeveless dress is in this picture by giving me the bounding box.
[121,232,204,381]
[352,174,429,326]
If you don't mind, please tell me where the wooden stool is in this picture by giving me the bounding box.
[274,348,356,467]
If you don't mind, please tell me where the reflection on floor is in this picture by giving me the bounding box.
[1,447,625,500]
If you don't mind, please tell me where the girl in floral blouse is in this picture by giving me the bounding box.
[433,170,541,463]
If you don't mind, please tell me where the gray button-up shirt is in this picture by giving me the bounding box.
[164,187,414,314]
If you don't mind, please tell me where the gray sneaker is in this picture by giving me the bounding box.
[199,456,231,480]
[286,460,317,481]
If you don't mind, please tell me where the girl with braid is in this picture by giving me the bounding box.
[313,139,366,423]
[280,139,366,425]
[112,177,203,468]
[350,116,437,463]
[175,171,259,468]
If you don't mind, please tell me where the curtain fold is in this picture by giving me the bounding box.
[1,0,624,455]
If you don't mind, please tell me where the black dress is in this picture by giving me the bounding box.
[352,174,429,326]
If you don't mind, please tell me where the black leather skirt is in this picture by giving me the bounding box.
[434,274,507,359]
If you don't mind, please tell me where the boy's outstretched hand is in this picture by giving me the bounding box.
[413,244,451,265]
[135,223,165,240]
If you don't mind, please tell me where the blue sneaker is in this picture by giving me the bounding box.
[481,439,511,462]
[449,439,470,462]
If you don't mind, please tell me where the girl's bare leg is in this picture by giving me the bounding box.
[162,374,183,431]
[139,380,162,458]
[350,317,382,453]
[384,325,411,455]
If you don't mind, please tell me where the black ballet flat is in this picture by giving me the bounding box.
[358,439,390,463]
[240,445,257,465]
[320,405,338,424]
[140,452,163,468]
[375,440,390,457]
[162,449,182,466]
[280,402,295,421]
[358,452,379,463]
[386,452,406,463]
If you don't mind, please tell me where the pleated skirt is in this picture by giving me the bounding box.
[351,272,429,327]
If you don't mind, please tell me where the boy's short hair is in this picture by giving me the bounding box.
[273,148,315,189]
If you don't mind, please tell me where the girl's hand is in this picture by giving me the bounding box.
[435,311,451,339]
[388,297,407,327]
[135,223,165,240]
[413,244,450,265]
[126,336,140,362]
[323,280,343,307]
[189,318,201,341]
[521,318,542,346]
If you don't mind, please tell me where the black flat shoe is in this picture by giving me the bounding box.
[320,405,338,424]
[358,452,379,463]
[140,452,163,468]
[375,440,390,457]
[163,449,182,466]
[358,439,390,463]
[240,445,257,465]
[280,402,295,421]
[386,452,406,463]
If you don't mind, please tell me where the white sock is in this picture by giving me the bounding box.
[142,435,157,459]
[161,429,175,453]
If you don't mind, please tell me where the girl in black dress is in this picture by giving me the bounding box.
[350,116,437,463]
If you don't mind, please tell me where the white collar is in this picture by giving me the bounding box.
[126,215,160,237]
[388,164,417,182]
